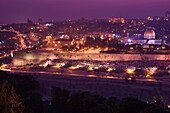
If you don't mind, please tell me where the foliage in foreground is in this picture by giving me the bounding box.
[49,87,169,113]
[0,71,169,113]
[0,82,24,113]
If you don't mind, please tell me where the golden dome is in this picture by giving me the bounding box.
[144,30,155,39]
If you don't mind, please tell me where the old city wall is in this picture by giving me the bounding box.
[13,51,170,66]
[57,53,170,61]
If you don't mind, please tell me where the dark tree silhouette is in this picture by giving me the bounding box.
[0,82,24,113]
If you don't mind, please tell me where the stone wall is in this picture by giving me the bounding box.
[12,50,170,66]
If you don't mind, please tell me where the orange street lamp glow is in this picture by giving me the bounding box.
[88,67,94,71]
[126,67,136,75]
[107,68,113,72]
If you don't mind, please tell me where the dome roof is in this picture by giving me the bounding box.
[144,30,155,39]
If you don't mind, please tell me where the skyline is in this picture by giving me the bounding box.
[0,0,170,24]
[1,1,170,112]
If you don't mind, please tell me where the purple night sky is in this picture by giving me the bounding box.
[0,0,170,24]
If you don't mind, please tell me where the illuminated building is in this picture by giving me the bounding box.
[59,35,70,39]
[124,30,167,48]
[20,37,27,48]
[147,16,153,21]
[144,30,156,39]
[46,35,54,47]
[108,17,125,24]
[54,39,73,48]
[12,50,170,66]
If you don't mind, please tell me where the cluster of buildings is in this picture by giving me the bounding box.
[0,11,169,58]
[124,29,167,49]
[1,12,170,107]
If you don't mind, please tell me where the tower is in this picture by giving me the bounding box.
[27,18,33,25]
[38,18,43,24]
[165,11,170,18]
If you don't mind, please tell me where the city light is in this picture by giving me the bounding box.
[168,105,170,109]
[52,63,66,68]
[126,67,136,75]
[88,67,94,71]
[146,74,150,78]
[145,67,158,76]
[69,65,83,70]
[0,1,170,113]
[52,65,61,69]
[0,64,7,69]
[107,68,113,73]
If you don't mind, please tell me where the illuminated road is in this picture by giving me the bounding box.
[0,54,10,59]
[1,67,159,83]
